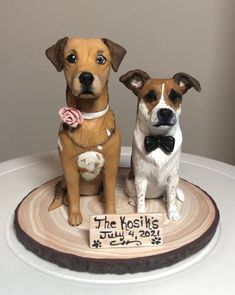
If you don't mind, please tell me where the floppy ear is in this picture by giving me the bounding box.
[119,69,150,96]
[173,72,201,94]
[45,37,69,72]
[102,38,126,72]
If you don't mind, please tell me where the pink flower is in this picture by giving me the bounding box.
[59,107,83,128]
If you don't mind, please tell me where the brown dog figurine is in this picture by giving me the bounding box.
[45,37,126,226]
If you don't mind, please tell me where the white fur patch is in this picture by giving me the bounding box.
[77,151,104,181]
[57,138,63,151]
[132,79,142,88]
[161,83,165,99]
[106,128,111,136]
[179,81,185,88]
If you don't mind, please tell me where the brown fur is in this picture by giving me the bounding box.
[139,79,183,113]
[46,37,126,226]
[120,70,201,108]
[65,109,116,148]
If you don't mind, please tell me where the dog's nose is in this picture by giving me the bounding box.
[157,108,173,122]
[79,72,94,87]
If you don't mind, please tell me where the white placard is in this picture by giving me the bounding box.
[89,213,163,249]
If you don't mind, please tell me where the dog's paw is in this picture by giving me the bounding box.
[69,212,83,226]
[167,208,181,221]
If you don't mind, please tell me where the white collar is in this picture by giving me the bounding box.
[81,104,110,120]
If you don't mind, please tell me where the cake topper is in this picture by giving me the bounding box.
[14,42,220,274]
[45,37,126,226]
[120,70,201,220]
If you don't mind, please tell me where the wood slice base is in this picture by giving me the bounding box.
[14,168,219,274]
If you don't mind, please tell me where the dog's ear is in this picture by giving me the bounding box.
[45,37,69,72]
[119,69,150,96]
[173,72,201,94]
[102,38,126,72]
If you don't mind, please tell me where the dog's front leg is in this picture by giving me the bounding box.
[103,157,118,214]
[61,157,82,226]
[102,131,121,214]
[166,175,180,221]
[135,176,148,213]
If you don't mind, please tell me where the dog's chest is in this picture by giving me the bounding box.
[77,151,105,181]
[133,123,181,189]
[134,148,178,178]
[148,148,179,171]
[133,148,180,198]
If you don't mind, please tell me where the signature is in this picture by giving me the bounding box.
[110,238,142,247]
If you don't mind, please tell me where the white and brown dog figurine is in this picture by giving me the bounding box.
[45,37,126,226]
[120,70,201,220]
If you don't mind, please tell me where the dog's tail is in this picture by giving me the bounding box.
[125,175,136,197]
[48,180,67,211]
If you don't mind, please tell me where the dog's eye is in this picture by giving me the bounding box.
[169,89,182,103]
[143,90,157,103]
[66,54,77,64]
[96,54,106,65]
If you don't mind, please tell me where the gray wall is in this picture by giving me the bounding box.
[1,0,235,164]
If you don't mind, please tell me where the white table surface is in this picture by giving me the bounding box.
[0,147,235,294]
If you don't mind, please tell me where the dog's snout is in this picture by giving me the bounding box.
[155,108,176,127]
[79,72,94,87]
[158,108,173,121]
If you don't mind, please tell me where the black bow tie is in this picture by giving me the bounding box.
[144,135,175,154]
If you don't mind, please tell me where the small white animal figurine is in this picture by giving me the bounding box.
[120,70,201,221]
